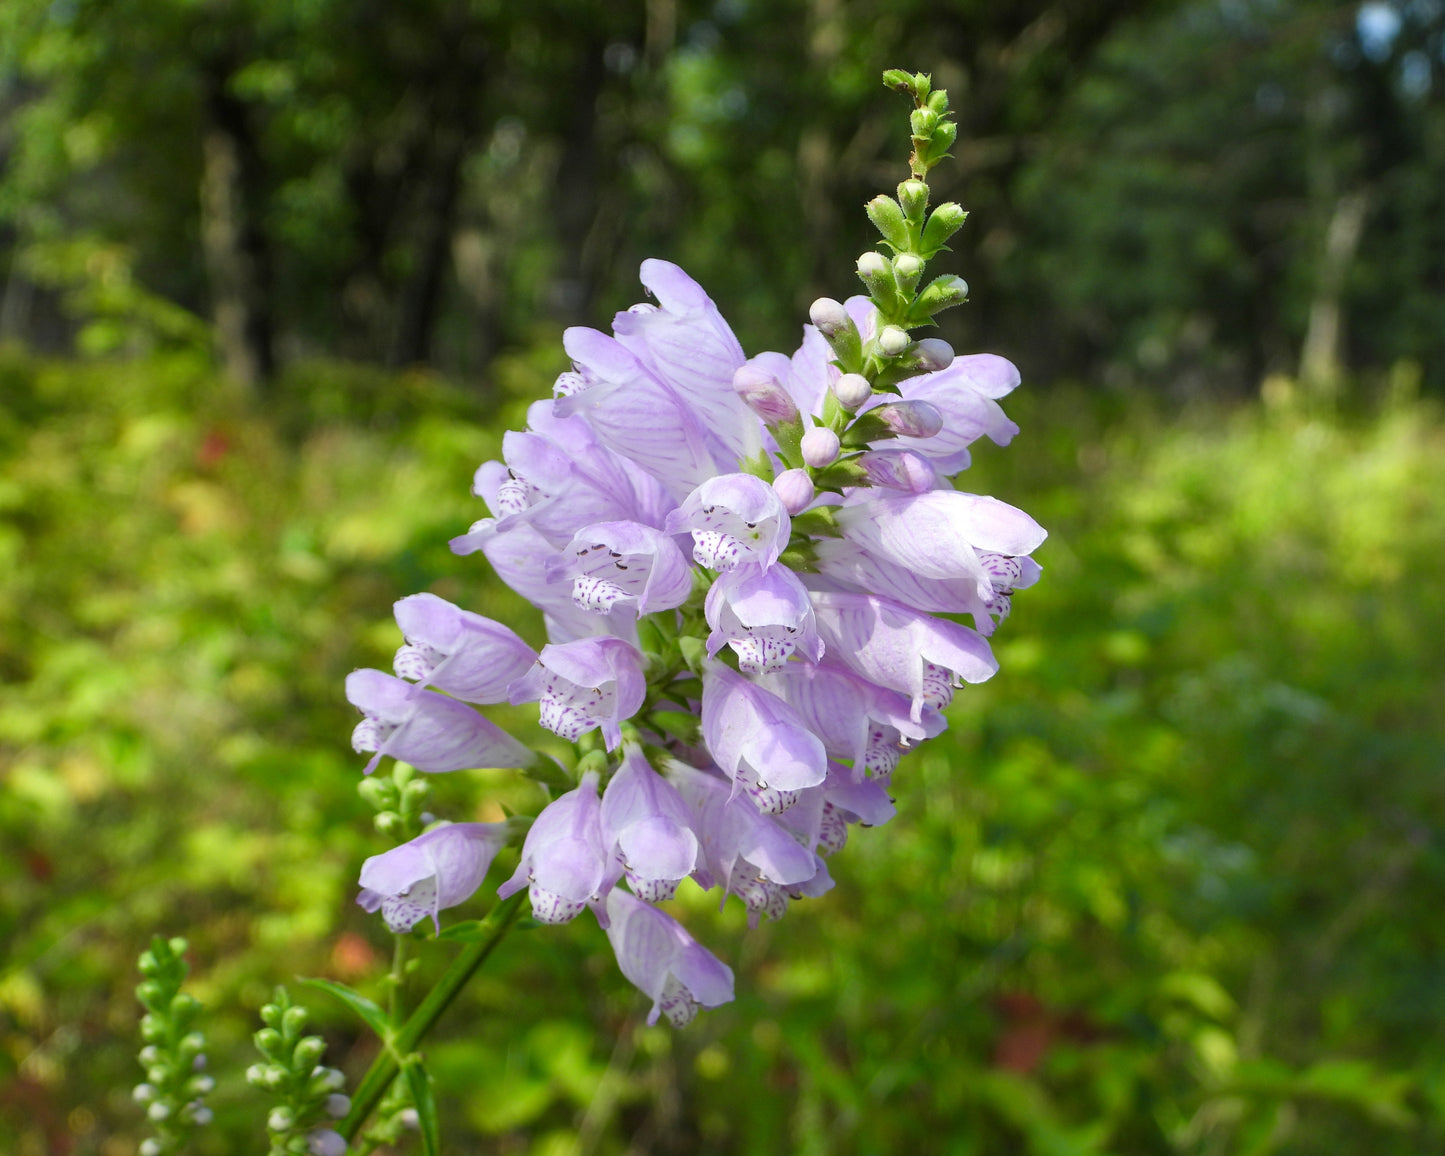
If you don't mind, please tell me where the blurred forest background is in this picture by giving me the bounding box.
[2,0,1444,1153]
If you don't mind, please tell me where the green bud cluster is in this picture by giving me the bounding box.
[132,936,213,1156]
[246,987,350,1156]
[785,69,970,544]
[358,761,432,843]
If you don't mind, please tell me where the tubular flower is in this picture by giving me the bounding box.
[351,198,1044,1023]
[357,823,509,933]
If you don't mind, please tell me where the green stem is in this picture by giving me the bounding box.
[338,891,528,1142]
[387,935,408,1029]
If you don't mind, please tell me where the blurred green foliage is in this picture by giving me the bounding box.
[2,349,1442,1154]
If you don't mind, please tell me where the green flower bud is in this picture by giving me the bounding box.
[167,937,188,958]
[293,1035,327,1070]
[138,1046,161,1065]
[140,1015,166,1043]
[893,253,924,290]
[881,68,914,93]
[910,107,940,138]
[254,1027,283,1058]
[282,1005,309,1039]
[135,980,165,1007]
[911,274,969,320]
[374,810,402,838]
[865,195,912,252]
[245,1063,268,1087]
[921,203,968,256]
[897,179,929,222]
[357,777,396,810]
[267,1106,296,1133]
[170,993,200,1021]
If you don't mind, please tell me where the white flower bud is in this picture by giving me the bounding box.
[878,326,910,357]
[771,469,815,514]
[856,251,890,279]
[800,427,841,469]
[132,1083,156,1104]
[138,1046,160,1065]
[808,298,852,337]
[147,1101,171,1122]
[326,1093,351,1118]
[893,253,924,281]
[140,1140,163,1156]
[186,1104,213,1126]
[831,373,872,410]
[268,1106,296,1133]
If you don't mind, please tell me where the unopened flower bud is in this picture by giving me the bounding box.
[187,1074,216,1095]
[138,1046,160,1065]
[894,253,923,282]
[915,274,968,315]
[254,1028,283,1057]
[913,338,954,372]
[857,251,889,280]
[147,1101,171,1122]
[186,1104,214,1126]
[898,179,929,220]
[325,1093,351,1118]
[268,1106,296,1133]
[140,1015,165,1043]
[245,1063,268,1087]
[282,1006,309,1037]
[808,298,851,338]
[307,1129,347,1156]
[866,195,910,251]
[293,1036,327,1070]
[878,400,944,438]
[800,427,841,468]
[317,1066,346,1091]
[140,1140,163,1156]
[732,364,800,425]
[831,373,872,410]
[859,451,938,493]
[132,1083,156,1103]
[878,326,910,357]
[772,469,815,514]
[922,202,968,252]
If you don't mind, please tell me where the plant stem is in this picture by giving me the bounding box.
[338,891,528,1142]
[388,934,408,1028]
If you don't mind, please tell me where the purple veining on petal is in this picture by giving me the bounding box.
[664,473,791,573]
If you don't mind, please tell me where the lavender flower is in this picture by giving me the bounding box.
[349,75,1046,1027]
[357,823,509,933]
[346,670,534,774]
[392,592,537,702]
[604,890,734,1027]
[497,772,610,924]
[508,636,647,750]
[600,748,700,902]
[703,562,822,674]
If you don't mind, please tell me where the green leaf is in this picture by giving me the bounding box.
[299,978,391,1040]
[403,1057,440,1156]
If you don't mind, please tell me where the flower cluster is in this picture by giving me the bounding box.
[346,73,1044,1028]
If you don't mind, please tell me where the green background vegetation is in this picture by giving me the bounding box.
[2,0,1444,1153]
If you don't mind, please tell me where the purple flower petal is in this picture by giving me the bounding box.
[664,473,791,572]
[704,562,823,674]
[809,592,999,721]
[346,669,535,774]
[552,520,694,616]
[601,748,700,902]
[701,664,827,796]
[509,637,647,751]
[357,822,508,933]
[392,593,537,702]
[604,889,734,1027]
[497,772,610,924]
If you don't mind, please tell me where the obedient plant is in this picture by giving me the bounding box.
[133,69,1047,1151]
